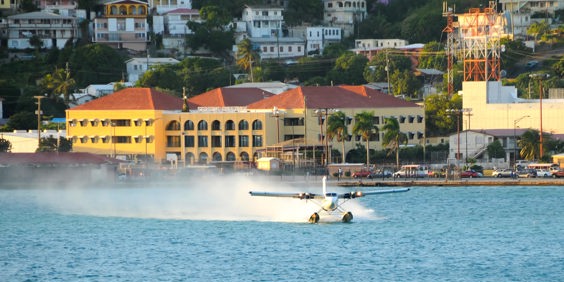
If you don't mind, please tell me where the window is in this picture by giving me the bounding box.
[252,135,263,147]
[399,116,406,123]
[111,119,130,127]
[239,135,249,147]
[211,136,221,147]
[408,116,415,123]
[372,116,380,125]
[211,120,221,130]
[252,120,262,130]
[185,120,194,130]
[198,120,208,130]
[225,120,235,130]
[134,119,143,126]
[167,136,180,147]
[166,121,181,130]
[239,120,249,130]
[134,135,142,143]
[198,136,208,147]
[288,46,292,52]
[185,135,194,147]
[225,136,236,147]
[116,136,131,144]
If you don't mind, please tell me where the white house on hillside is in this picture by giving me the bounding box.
[148,0,192,14]
[125,57,180,83]
[323,0,367,37]
[306,26,342,55]
[7,11,79,49]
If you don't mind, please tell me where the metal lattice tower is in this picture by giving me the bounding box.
[458,1,502,82]
[442,1,455,96]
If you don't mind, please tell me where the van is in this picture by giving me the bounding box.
[393,165,429,178]
[526,60,538,68]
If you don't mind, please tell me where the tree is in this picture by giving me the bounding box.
[364,49,411,83]
[36,136,72,152]
[6,112,36,130]
[137,65,182,91]
[352,111,377,166]
[418,41,446,70]
[527,20,550,43]
[327,52,368,85]
[0,137,12,152]
[518,129,551,161]
[424,93,461,137]
[29,35,43,56]
[382,117,408,168]
[487,140,506,159]
[41,64,76,104]
[185,6,234,59]
[284,0,323,26]
[390,69,422,98]
[327,111,348,163]
[236,38,259,82]
[177,57,230,95]
[69,44,124,87]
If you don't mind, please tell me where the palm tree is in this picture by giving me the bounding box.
[382,117,407,168]
[518,129,541,161]
[352,111,377,166]
[42,64,76,104]
[236,38,258,82]
[327,111,348,163]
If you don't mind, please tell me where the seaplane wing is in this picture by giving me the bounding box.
[249,177,409,223]
[248,191,324,200]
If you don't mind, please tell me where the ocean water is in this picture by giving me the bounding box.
[1,176,563,282]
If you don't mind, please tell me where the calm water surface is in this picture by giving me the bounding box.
[1,179,563,281]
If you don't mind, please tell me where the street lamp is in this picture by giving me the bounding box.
[34,95,46,148]
[462,108,472,165]
[513,115,529,168]
[272,106,282,143]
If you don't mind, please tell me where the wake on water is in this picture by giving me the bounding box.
[30,175,381,223]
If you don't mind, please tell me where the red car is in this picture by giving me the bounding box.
[460,170,479,178]
[352,170,372,178]
[552,170,564,178]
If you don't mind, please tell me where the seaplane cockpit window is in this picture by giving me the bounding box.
[326,193,337,197]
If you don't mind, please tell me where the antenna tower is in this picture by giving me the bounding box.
[459,1,502,82]
[442,1,455,96]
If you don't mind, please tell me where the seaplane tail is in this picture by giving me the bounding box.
[249,176,409,223]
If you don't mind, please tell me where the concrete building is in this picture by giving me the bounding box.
[93,0,149,51]
[305,26,342,55]
[125,57,180,83]
[148,0,192,14]
[323,0,367,37]
[154,8,200,51]
[6,11,79,49]
[66,86,425,166]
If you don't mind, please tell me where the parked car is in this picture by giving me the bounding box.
[352,170,372,178]
[536,169,552,178]
[492,169,515,178]
[460,170,480,178]
[370,170,392,178]
[552,170,564,178]
[517,169,537,178]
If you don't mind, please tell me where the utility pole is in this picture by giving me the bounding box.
[34,95,46,148]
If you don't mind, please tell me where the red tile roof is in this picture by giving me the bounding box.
[70,88,183,111]
[0,152,122,166]
[247,85,420,110]
[187,88,274,108]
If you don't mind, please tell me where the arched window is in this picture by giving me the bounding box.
[225,120,235,130]
[240,152,250,161]
[226,152,236,161]
[185,153,195,165]
[198,120,208,130]
[166,120,180,130]
[252,120,262,130]
[184,120,194,130]
[212,152,222,161]
[239,120,249,130]
[211,120,221,130]
[198,152,208,164]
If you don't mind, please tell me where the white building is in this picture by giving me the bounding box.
[153,8,200,50]
[306,26,342,55]
[241,5,284,38]
[323,0,367,37]
[250,37,305,60]
[355,39,408,49]
[1,130,66,153]
[69,82,134,107]
[148,0,192,14]
[125,57,180,83]
[7,11,79,49]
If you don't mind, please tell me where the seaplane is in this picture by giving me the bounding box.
[249,176,409,223]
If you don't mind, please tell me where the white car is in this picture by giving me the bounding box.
[536,169,552,177]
